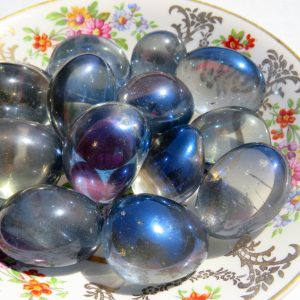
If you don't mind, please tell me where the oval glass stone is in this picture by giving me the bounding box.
[0,119,62,199]
[118,72,194,134]
[48,53,116,139]
[135,125,204,202]
[0,62,50,125]
[176,47,266,115]
[131,30,187,77]
[47,35,130,88]
[195,143,291,239]
[102,194,208,285]
[191,106,271,164]
[63,102,151,204]
[0,185,103,267]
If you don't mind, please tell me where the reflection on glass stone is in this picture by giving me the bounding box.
[47,35,130,88]
[63,102,151,204]
[131,30,187,77]
[0,62,50,125]
[101,194,208,285]
[195,143,291,239]
[176,47,266,115]
[192,106,270,164]
[0,119,62,199]
[0,185,103,267]
[136,125,204,202]
[48,54,116,139]
[118,72,194,134]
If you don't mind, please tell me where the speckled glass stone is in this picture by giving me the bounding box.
[176,47,266,115]
[195,143,291,239]
[131,30,187,77]
[63,102,151,204]
[191,106,271,164]
[118,72,194,134]
[102,194,208,285]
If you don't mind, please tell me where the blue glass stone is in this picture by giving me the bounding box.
[0,62,50,125]
[47,35,130,89]
[48,54,116,139]
[195,143,291,239]
[63,102,151,204]
[102,194,208,285]
[176,47,266,115]
[0,185,103,267]
[131,30,187,77]
[191,106,271,164]
[118,72,194,134]
[135,125,204,202]
[0,119,62,199]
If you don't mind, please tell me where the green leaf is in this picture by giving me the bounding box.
[60,6,68,14]
[290,124,300,130]
[150,24,158,29]
[56,291,68,298]
[98,12,110,21]
[46,12,64,20]
[134,12,143,17]
[295,211,300,221]
[220,35,226,41]
[296,98,300,109]
[273,103,280,109]
[287,128,293,142]
[111,31,117,37]
[39,297,48,300]
[288,98,294,108]
[204,285,213,292]
[49,277,58,284]
[62,182,72,189]
[20,293,32,298]
[236,30,244,40]
[23,36,33,41]
[136,32,142,40]
[55,19,67,26]
[279,228,283,234]
[114,38,128,50]
[23,27,35,34]
[265,119,273,127]
[231,28,237,38]
[211,295,221,299]
[88,1,98,16]
[9,278,23,283]
[272,229,278,238]
[211,39,220,45]
[213,287,221,294]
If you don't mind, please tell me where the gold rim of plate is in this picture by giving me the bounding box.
[0,0,299,299]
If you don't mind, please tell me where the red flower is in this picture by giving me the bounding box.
[23,279,52,297]
[222,35,243,50]
[32,33,52,52]
[244,34,255,50]
[276,108,296,128]
[182,291,210,300]
[23,269,45,277]
[271,129,284,140]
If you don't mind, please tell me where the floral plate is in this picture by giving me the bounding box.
[0,0,300,299]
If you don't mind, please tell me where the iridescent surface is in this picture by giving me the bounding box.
[176,47,266,115]
[48,54,116,139]
[195,143,291,239]
[131,30,187,77]
[47,35,130,88]
[0,185,103,267]
[0,119,62,199]
[0,62,50,124]
[136,125,204,202]
[102,194,208,285]
[118,72,194,134]
[191,106,271,164]
[63,102,151,203]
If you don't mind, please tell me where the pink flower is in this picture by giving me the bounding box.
[81,19,112,38]
[289,157,300,186]
[66,28,82,37]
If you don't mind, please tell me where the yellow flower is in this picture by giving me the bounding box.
[67,7,91,29]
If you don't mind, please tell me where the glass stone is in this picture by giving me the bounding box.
[118,72,194,134]
[0,119,62,199]
[101,194,208,285]
[131,30,187,77]
[47,35,130,89]
[63,102,151,204]
[135,125,204,202]
[176,47,266,115]
[195,143,291,239]
[48,53,116,139]
[191,106,271,164]
[0,185,103,267]
[0,62,50,125]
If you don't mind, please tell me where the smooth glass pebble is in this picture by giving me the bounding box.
[0,62,50,125]
[48,54,116,139]
[47,35,130,88]
[195,143,291,239]
[118,72,194,134]
[131,30,187,77]
[191,106,271,164]
[0,185,103,267]
[63,102,151,204]
[101,194,208,285]
[136,125,204,202]
[176,47,266,115]
[0,119,62,199]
